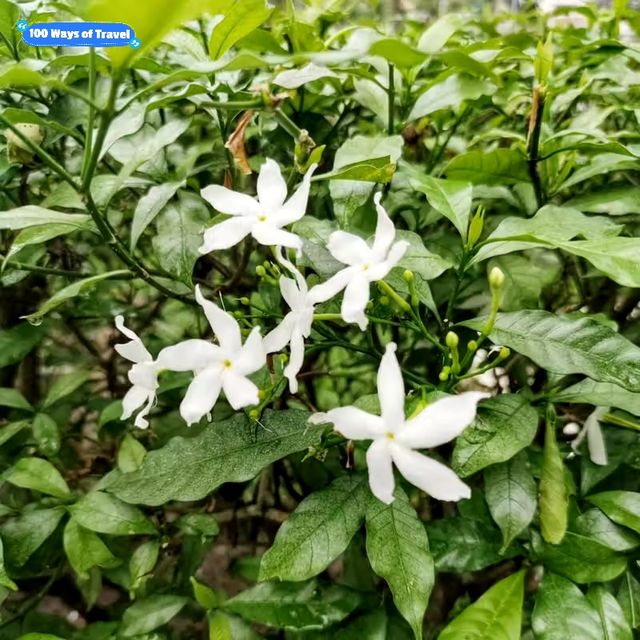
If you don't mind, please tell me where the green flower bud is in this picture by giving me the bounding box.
[439,366,450,382]
[249,409,259,420]
[258,389,266,400]
[255,265,266,277]
[403,270,414,283]
[499,346,511,359]
[380,296,390,306]
[445,331,459,349]
[489,266,505,289]
[467,339,478,352]
[239,297,250,305]
[467,206,485,248]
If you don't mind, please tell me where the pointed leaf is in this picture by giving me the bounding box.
[7,458,70,499]
[539,419,568,544]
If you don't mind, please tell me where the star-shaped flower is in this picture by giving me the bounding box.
[310,343,489,504]
[199,159,317,254]
[309,192,409,330]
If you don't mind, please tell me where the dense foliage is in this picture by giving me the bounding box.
[1,0,640,638]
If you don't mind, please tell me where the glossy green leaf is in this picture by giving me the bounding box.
[43,371,91,409]
[587,491,640,534]
[7,457,70,499]
[0,206,90,230]
[445,149,529,185]
[439,571,525,640]
[117,434,147,473]
[573,508,640,552]
[120,594,187,636]
[0,388,32,411]
[0,537,17,591]
[106,410,324,506]
[260,474,367,582]
[588,585,633,640]
[484,452,537,552]
[553,379,640,417]
[0,322,45,368]
[462,310,640,392]
[617,570,640,629]
[313,156,395,183]
[452,395,539,477]
[130,180,183,250]
[565,185,640,215]
[539,419,568,545]
[32,413,60,457]
[63,518,118,577]
[129,539,160,592]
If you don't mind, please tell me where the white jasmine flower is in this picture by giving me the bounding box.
[263,252,326,394]
[199,159,317,254]
[572,406,609,466]
[309,193,409,330]
[156,286,265,425]
[310,343,489,504]
[114,316,159,429]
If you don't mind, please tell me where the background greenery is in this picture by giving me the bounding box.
[1,0,640,638]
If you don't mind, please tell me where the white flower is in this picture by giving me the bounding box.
[309,192,409,330]
[263,252,326,394]
[309,343,489,504]
[199,159,317,254]
[114,316,159,429]
[156,286,265,425]
[572,406,609,466]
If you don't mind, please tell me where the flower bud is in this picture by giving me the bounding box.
[380,296,390,306]
[258,389,266,400]
[445,331,459,349]
[467,206,485,248]
[249,409,259,420]
[239,297,250,305]
[403,270,414,283]
[233,310,243,319]
[489,266,505,289]
[467,339,478,352]
[439,366,450,382]
[255,265,266,277]
[499,346,511,359]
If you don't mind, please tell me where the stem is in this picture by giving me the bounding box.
[80,47,97,184]
[387,63,395,135]
[527,85,545,208]
[0,258,95,278]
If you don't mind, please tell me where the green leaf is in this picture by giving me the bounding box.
[259,474,368,582]
[209,0,273,60]
[42,371,91,409]
[587,491,640,534]
[4,223,94,263]
[151,193,208,285]
[574,508,640,552]
[130,180,183,250]
[16,635,66,640]
[117,434,147,473]
[129,539,160,592]
[224,580,361,631]
[617,570,640,629]
[532,573,602,640]
[587,586,633,640]
[0,388,32,411]
[439,571,525,640]
[368,38,426,67]
[565,185,640,215]
[0,537,17,591]
[451,395,539,477]
[25,271,130,323]
[0,322,45,368]
[445,149,530,185]
[208,611,263,639]
[0,206,90,230]
[556,153,639,192]
[539,419,568,545]
[365,486,434,640]
[408,74,495,120]
[105,410,324,506]
[63,518,118,577]
[313,156,395,183]
[177,513,220,537]
[69,492,156,536]
[32,413,60,456]
[484,452,537,552]
[0,421,28,447]
[0,61,47,88]
[552,379,640,417]
[120,594,187,637]
[0,507,65,567]
[405,170,472,241]
[417,14,462,53]
[192,577,223,609]
[7,457,70,499]
[462,310,640,392]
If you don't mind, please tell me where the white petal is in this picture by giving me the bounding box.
[263,315,294,354]
[234,326,265,376]
[284,330,305,393]
[133,393,156,430]
[341,274,370,330]
[201,184,260,216]
[271,163,317,226]
[307,268,352,304]
[327,231,371,266]
[390,444,471,502]
[398,391,490,449]
[377,343,405,429]
[199,217,254,253]
[114,315,151,363]
[583,406,609,466]
[195,285,242,353]
[121,385,150,420]
[310,406,385,440]
[180,367,222,426]
[156,339,221,372]
[366,439,395,504]
[257,159,288,212]
[275,249,308,292]
[367,240,410,281]
[128,362,158,391]
[280,276,303,310]
[252,224,302,250]
[222,371,259,409]
[371,192,396,261]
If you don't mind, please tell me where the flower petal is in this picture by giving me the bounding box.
[134,393,156,430]
[377,343,405,429]
[114,315,151,363]
[234,326,265,376]
[309,406,385,440]
[121,385,150,420]
[280,276,303,310]
[201,184,260,216]
[263,314,294,354]
[275,249,308,292]
[327,231,371,266]
[257,159,288,212]
[307,268,352,304]
[180,367,222,426]
[271,163,317,226]
[390,444,471,502]
[157,339,221,372]
[199,217,254,253]
[341,274,370,330]
[195,285,242,353]
[252,224,302,250]
[366,439,395,504]
[284,330,305,393]
[367,240,410,281]
[222,371,259,409]
[398,391,490,449]
[371,192,396,261]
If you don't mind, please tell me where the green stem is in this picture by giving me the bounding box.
[0,258,97,278]
[387,63,395,135]
[80,47,97,184]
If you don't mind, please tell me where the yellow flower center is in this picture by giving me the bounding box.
[258,214,267,222]
[223,359,233,369]
[385,432,395,440]
[362,264,370,271]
